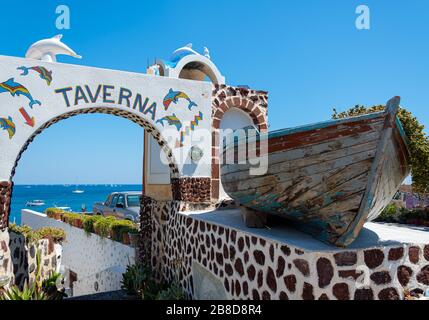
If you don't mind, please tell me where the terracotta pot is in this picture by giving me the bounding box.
[129,233,139,247]
[74,219,83,229]
[122,233,130,245]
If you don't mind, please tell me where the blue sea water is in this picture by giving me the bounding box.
[10,184,142,225]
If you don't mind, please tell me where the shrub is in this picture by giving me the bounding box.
[93,216,117,238]
[45,208,65,220]
[42,272,67,300]
[376,204,399,222]
[9,224,65,244]
[121,263,154,297]
[110,220,138,242]
[156,283,185,300]
[36,227,66,243]
[82,215,103,234]
[0,282,48,300]
[61,213,83,227]
[9,224,41,243]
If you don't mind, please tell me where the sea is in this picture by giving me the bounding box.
[10,184,142,225]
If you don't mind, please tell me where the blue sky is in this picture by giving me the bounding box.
[2,0,427,184]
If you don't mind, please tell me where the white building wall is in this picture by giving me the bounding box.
[21,209,136,297]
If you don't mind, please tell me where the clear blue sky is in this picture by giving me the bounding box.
[2,0,427,184]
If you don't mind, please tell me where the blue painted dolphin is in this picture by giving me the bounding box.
[0,116,16,139]
[163,88,197,111]
[156,113,182,131]
[0,78,41,108]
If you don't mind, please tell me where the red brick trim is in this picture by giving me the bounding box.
[211,85,268,201]
[0,181,13,230]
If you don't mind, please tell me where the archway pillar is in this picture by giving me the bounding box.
[211,84,269,201]
[0,181,12,230]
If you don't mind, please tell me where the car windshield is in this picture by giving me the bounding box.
[127,195,141,207]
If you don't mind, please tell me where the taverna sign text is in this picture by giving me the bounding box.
[54,84,157,120]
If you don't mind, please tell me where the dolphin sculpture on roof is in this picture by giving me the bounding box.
[25,34,82,62]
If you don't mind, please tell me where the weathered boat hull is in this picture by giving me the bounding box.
[221,97,410,247]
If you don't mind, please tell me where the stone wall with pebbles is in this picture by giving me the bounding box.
[0,229,13,287]
[171,177,211,203]
[0,230,61,290]
[141,198,429,300]
[9,231,62,289]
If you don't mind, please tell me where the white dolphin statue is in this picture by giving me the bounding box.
[25,34,82,62]
[170,43,200,61]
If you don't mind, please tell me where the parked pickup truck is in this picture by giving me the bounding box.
[93,192,142,222]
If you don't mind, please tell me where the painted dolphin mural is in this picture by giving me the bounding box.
[0,78,41,108]
[156,113,183,131]
[17,66,53,86]
[0,116,16,139]
[163,89,197,111]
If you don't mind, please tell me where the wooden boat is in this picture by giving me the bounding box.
[220,97,410,247]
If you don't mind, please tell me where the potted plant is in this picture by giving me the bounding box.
[73,216,84,229]
[45,208,64,221]
[110,220,136,244]
[93,216,116,238]
[128,229,140,247]
[82,215,102,234]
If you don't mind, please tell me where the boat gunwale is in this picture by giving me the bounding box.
[335,97,409,246]
[222,110,410,157]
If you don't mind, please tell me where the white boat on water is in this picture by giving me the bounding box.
[55,206,72,212]
[26,200,45,207]
[72,189,84,194]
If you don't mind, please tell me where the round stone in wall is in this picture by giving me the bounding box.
[416,265,429,285]
[317,257,334,288]
[370,271,392,285]
[378,287,399,300]
[364,249,384,269]
[397,265,413,286]
[332,283,350,300]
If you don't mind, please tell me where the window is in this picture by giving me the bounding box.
[117,195,126,207]
[105,195,112,206]
[110,195,119,207]
[127,195,141,207]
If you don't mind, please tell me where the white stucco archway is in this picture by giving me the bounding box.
[0,55,213,227]
[155,54,225,85]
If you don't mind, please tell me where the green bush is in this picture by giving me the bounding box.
[121,263,154,297]
[156,284,185,300]
[110,220,138,242]
[42,272,67,300]
[93,216,117,238]
[376,204,399,222]
[45,208,65,219]
[36,227,66,243]
[121,263,185,300]
[9,224,66,244]
[0,282,48,300]
[82,215,103,234]
[62,213,83,225]
[9,224,41,243]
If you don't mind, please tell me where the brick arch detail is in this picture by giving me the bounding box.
[210,84,268,200]
[212,96,268,132]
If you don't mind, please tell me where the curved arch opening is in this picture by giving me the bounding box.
[178,61,220,84]
[8,107,179,225]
